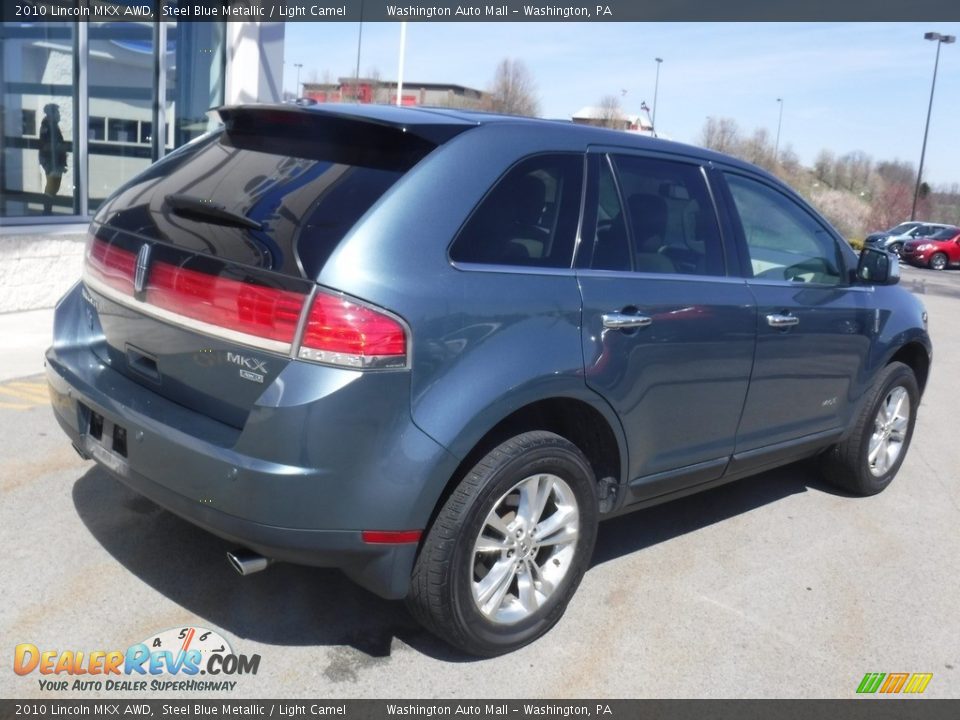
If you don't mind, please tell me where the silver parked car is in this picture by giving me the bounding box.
[865,221,953,256]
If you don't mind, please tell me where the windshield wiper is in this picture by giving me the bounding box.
[165,194,262,231]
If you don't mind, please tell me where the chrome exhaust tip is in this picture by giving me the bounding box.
[226,549,273,576]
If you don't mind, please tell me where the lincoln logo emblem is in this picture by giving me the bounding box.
[134,244,151,295]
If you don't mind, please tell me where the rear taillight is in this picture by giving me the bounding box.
[298,291,407,369]
[146,260,305,346]
[83,237,408,370]
[86,237,136,295]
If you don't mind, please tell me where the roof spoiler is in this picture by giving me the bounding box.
[210,103,476,146]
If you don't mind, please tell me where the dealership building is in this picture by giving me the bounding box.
[0,21,284,312]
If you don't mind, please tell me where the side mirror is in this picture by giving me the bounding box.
[857,246,900,285]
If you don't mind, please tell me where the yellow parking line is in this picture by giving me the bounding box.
[5,382,49,399]
[0,381,50,408]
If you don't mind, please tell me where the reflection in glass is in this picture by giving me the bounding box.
[0,23,78,217]
[166,22,225,149]
[87,21,155,212]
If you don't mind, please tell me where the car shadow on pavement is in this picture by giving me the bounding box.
[73,461,839,662]
[592,462,838,566]
[70,466,464,662]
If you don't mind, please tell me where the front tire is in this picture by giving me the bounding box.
[889,242,903,256]
[407,431,599,656]
[819,362,919,495]
[930,252,947,270]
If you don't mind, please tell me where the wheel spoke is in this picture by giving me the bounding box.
[517,475,553,527]
[475,558,515,612]
[485,511,512,537]
[475,534,511,553]
[528,558,555,596]
[516,562,539,613]
[876,401,890,425]
[890,391,906,422]
[891,415,909,434]
[534,505,578,545]
[875,439,890,473]
[868,436,885,464]
[536,526,578,548]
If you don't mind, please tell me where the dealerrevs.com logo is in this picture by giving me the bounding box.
[14,627,260,693]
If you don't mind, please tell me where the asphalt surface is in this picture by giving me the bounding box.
[2,264,959,699]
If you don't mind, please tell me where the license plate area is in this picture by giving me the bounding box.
[80,403,129,475]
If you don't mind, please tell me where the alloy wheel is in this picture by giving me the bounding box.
[471,473,579,624]
[868,386,910,477]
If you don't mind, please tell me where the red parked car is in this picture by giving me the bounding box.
[901,226,960,270]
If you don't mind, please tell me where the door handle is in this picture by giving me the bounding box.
[766,313,800,328]
[602,312,653,330]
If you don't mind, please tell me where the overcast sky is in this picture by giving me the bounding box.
[282,22,960,187]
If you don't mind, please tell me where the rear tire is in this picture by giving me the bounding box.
[819,362,919,495]
[407,431,599,656]
[930,252,947,270]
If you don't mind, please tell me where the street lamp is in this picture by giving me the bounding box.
[354,0,365,102]
[912,31,955,220]
[652,57,663,132]
[774,98,784,164]
[293,63,303,97]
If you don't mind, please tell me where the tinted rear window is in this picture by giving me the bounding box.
[94,110,440,278]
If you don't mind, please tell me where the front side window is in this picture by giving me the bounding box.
[725,173,844,285]
[450,154,583,268]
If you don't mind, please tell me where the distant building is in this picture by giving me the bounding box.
[571,105,656,135]
[302,78,486,109]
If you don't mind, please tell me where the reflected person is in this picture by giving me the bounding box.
[38,103,67,196]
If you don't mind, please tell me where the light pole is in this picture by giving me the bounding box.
[912,31,955,220]
[354,0,365,102]
[774,98,784,164]
[293,63,303,97]
[396,22,407,106]
[652,57,663,132]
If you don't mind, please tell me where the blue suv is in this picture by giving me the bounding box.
[47,104,931,655]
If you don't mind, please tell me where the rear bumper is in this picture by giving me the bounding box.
[46,284,460,599]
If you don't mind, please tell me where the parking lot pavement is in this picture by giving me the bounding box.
[899,263,960,300]
[2,282,959,700]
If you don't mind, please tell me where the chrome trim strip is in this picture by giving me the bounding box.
[297,347,406,370]
[82,272,292,356]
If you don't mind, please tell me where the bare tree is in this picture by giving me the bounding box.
[595,95,625,129]
[867,181,918,231]
[811,187,871,239]
[741,127,773,169]
[700,116,740,154]
[366,66,387,103]
[814,149,835,186]
[485,58,540,116]
[876,160,916,187]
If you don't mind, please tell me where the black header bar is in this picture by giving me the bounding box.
[3,0,960,23]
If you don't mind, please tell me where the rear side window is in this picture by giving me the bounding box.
[580,155,724,275]
[450,154,584,268]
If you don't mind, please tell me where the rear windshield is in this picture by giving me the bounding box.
[93,110,438,278]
